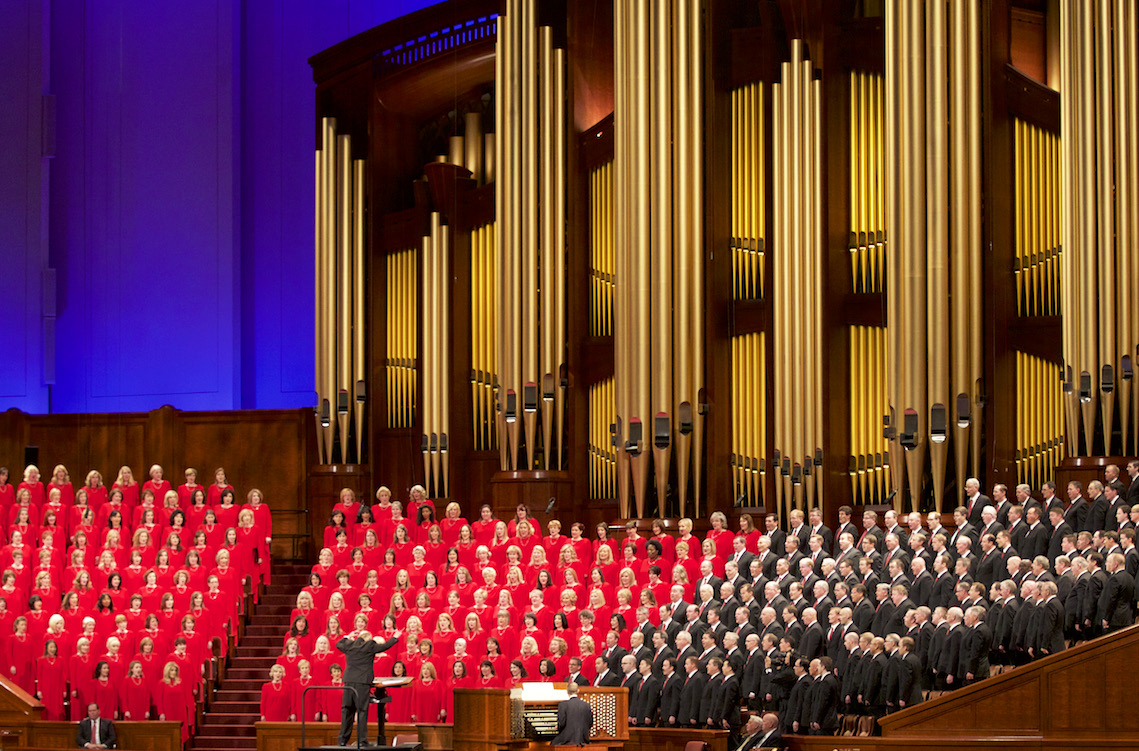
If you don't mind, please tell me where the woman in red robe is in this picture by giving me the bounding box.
[7,616,35,693]
[410,662,446,723]
[119,660,150,720]
[443,661,472,724]
[34,640,67,720]
[155,661,191,742]
[260,664,294,721]
[91,661,119,720]
[385,661,412,723]
[69,637,96,720]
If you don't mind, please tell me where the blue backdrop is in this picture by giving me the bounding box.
[0,0,437,414]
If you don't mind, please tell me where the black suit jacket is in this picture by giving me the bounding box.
[966,494,992,526]
[658,672,682,723]
[1085,495,1109,532]
[1048,522,1073,564]
[676,671,708,726]
[337,635,398,683]
[1128,476,1139,507]
[77,718,116,749]
[739,727,782,751]
[551,696,594,746]
[1065,498,1089,533]
[594,669,621,687]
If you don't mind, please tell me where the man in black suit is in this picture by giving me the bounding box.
[959,606,992,685]
[1064,480,1090,533]
[713,658,743,744]
[565,657,590,686]
[964,477,991,526]
[650,630,676,676]
[1047,507,1074,567]
[593,656,621,686]
[77,703,115,749]
[1098,552,1137,633]
[806,657,841,735]
[1126,460,1139,507]
[336,630,399,746]
[601,630,628,672]
[860,510,886,554]
[833,505,859,558]
[727,535,755,575]
[1021,506,1049,561]
[949,506,980,551]
[1031,581,1066,658]
[1085,481,1110,533]
[676,655,708,727]
[657,657,682,726]
[550,682,594,746]
[764,514,787,558]
[895,636,924,709]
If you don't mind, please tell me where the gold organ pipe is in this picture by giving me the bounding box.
[440,219,451,498]
[1130,0,1139,455]
[614,0,630,518]
[465,113,483,184]
[321,118,337,462]
[540,26,555,471]
[1096,0,1115,450]
[788,43,802,512]
[448,136,465,169]
[353,159,366,463]
[520,0,538,469]
[884,0,905,505]
[1059,0,1078,456]
[652,0,672,517]
[773,73,785,518]
[947,0,965,505]
[801,53,815,510]
[674,0,693,517]
[813,75,824,510]
[314,149,326,463]
[928,0,948,512]
[1080,0,1096,452]
[422,232,434,486]
[630,0,651,519]
[904,0,928,515]
[494,18,507,467]
[1123,0,1136,454]
[850,327,860,501]
[484,133,495,185]
[472,228,482,447]
[690,0,706,517]
[554,45,567,470]
[967,0,983,489]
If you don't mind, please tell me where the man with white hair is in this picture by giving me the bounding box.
[964,477,991,526]
[979,505,1003,539]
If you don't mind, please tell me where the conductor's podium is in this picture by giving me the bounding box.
[453,686,628,751]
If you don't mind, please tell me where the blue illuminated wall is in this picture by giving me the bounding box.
[0,0,437,414]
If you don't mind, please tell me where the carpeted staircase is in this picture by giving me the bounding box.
[188,563,310,751]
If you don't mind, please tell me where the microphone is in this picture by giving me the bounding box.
[545,497,557,514]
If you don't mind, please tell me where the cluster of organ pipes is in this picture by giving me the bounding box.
[730,81,765,301]
[589,378,617,500]
[494,0,567,474]
[731,333,766,507]
[848,71,885,295]
[771,39,823,519]
[1059,0,1138,457]
[884,0,982,513]
[420,214,451,499]
[1015,352,1065,490]
[1013,119,1061,318]
[385,248,418,430]
[613,0,706,520]
[470,222,498,451]
[314,118,367,465]
[589,162,615,338]
[849,326,891,506]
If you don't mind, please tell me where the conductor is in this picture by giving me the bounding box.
[337,630,399,747]
[550,683,594,746]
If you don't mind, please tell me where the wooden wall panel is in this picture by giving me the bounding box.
[878,624,1139,744]
[0,407,313,557]
[26,721,181,751]
[257,721,446,751]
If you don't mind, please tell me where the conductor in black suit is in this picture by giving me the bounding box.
[337,630,399,746]
[77,703,115,749]
[550,682,595,746]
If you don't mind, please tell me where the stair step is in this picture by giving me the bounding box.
[217,680,264,691]
[188,737,256,749]
[211,691,261,703]
[201,713,261,725]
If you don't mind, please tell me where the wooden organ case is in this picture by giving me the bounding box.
[308,0,1123,535]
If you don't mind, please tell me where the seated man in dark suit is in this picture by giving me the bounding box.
[550,682,594,746]
[77,703,116,749]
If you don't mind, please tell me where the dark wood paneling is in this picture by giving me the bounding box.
[876,624,1139,741]
[0,407,312,556]
[28,721,182,751]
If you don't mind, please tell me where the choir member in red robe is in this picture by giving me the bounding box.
[119,660,151,720]
[260,664,294,721]
[35,640,67,720]
[385,662,412,723]
[91,661,119,720]
[155,662,191,742]
[6,616,35,693]
[444,661,473,725]
[69,638,97,720]
[410,663,446,723]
